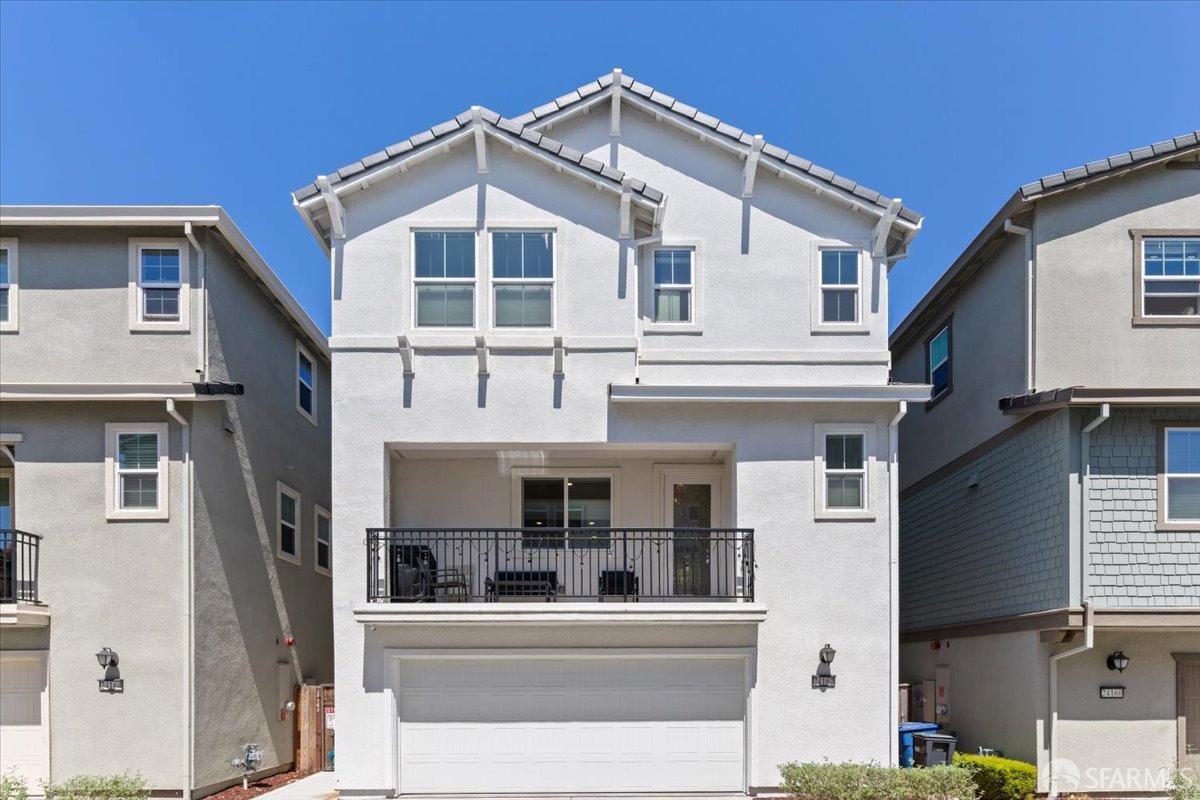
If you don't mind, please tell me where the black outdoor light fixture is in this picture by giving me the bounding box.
[96,647,118,668]
[96,647,124,693]
[1106,650,1130,672]
[819,644,837,665]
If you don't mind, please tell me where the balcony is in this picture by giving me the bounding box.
[1,529,48,627]
[366,528,755,604]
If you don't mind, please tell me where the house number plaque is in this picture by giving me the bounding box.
[1099,685,1124,699]
[812,674,836,689]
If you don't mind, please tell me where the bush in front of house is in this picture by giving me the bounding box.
[779,761,978,800]
[1171,767,1200,800]
[953,753,1037,800]
[42,774,149,800]
[1,771,30,800]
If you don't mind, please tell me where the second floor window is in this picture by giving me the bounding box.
[653,248,693,323]
[493,231,553,328]
[277,482,301,564]
[820,249,860,324]
[116,431,162,511]
[926,321,952,403]
[314,506,332,576]
[139,246,182,322]
[0,243,12,326]
[296,343,316,424]
[414,231,475,327]
[1142,237,1199,318]
[1164,427,1200,525]
[824,432,866,510]
[521,475,612,548]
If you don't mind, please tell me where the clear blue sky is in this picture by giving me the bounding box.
[2,1,1198,334]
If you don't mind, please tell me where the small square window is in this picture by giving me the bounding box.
[653,249,694,323]
[129,239,188,331]
[926,321,953,404]
[819,249,860,324]
[815,424,873,519]
[520,475,612,549]
[106,423,168,520]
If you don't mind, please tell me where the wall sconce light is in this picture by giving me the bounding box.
[1106,650,1130,672]
[819,644,837,665]
[96,647,118,668]
[96,647,123,693]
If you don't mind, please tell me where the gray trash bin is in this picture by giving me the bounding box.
[912,731,957,767]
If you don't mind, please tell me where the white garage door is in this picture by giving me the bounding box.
[396,655,746,794]
[0,652,50,794]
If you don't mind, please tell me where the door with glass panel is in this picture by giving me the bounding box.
[517,473,613,598]
[661,469,723,598]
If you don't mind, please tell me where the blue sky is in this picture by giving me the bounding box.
[2,1,1197,334]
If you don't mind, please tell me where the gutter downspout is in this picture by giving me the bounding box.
[888,401,908,762]
[1080,404,1110,610]
[1003,219,1034,394]
[166,399,194,799]
[1048,603,1093,798]
[184,223,207,381]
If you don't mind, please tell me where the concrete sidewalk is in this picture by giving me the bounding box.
[254,772,337,800]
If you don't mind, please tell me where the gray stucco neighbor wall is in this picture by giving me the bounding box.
[1086,406,1200,607]
[900,411,1070,631]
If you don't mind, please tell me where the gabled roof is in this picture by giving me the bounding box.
[890,131,1200,353]
[0,205,329,358]
[516,71,923,227]
[292,106,666,249]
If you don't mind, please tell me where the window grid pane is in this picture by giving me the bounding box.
[0,288,7,323]
[826,475,863,509]
[1143,238,1200,317]
[822,289,857,323]
[416,284,474,327]
[1167,477,1200,521]
[495,285,552,327]
[121,474,159,509]
[280,522,297,556]
[143,288,180,319]
[118,434,158,470]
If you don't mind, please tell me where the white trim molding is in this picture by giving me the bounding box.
[0,237,19,332]
[105,422,170,521]
[355,602,768,626]
[127,237,191,333]
[0,383,227,402]
[609,383,932,404]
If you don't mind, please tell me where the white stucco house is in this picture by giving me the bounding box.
[292,71,929,796]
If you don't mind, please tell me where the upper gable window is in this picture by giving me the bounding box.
[492,231,554,328]
[1141,237,1200,318]
[413,231,475,328]
[128,239,190,332]
[926,320,952,405]
[0,239,16,331]
[653,248,693,323]
[819,249,860,324]
[296,342,317,425]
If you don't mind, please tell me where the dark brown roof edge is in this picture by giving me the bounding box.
[999,386,1200,415]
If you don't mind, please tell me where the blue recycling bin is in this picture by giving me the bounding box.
[899,721,941,766]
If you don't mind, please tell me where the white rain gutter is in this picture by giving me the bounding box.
[1048,602,1093,798]
[1003,219,1035,393]
[1079,404,1110,609]
[183,223,207,380]
[887,401,907,761]
[165,399,194,799]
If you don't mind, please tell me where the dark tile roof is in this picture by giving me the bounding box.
[1019,131,1200,198]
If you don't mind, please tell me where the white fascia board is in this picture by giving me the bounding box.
[354,602,768,626]
[0,383,224,402]
[609,383,933,404]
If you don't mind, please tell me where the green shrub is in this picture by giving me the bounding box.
[953,754,1037,800]
[42,774,148,800]
[779,761,978,800]
[1,771,30,800]
[1172,767,1200,800]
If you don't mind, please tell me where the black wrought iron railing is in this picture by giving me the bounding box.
[0,529,41,604]
[366,528,754,603]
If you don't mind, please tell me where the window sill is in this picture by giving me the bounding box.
[811,323,871,335]
[277,551,302,566]
[643,322,703,335]
[315,566,332,578]
[814,510,876,522]
[1157,521,1200,532]
[296,407,318,427]
[130,321,190,334]
[107,509,169,522]
[1132,316,1200,327]
[0,326,17,334]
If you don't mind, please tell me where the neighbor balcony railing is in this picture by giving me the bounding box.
[0,529,42,604]
[366,528,754,603]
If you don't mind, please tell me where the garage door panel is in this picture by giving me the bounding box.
[396,656,746,794]
[1,653,49,794]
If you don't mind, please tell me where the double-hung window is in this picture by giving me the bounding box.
[296,343,317,424]
[1141,237,1200,318]
[140,247,182,321]
[1161,427,1200,529]
[819,249,860,324]
[105,423,168,520]
[314,505,332,576]
[277,482,301,565]
[492,231,554,328]
[414,231,475,327]
[520,474,612,548]
[0,239,15,330]
[926,320,952,404]
[653,248,694,323]
[815,424,873,519]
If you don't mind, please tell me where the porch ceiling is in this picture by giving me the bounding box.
[389,443,733,461]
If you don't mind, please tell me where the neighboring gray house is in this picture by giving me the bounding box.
[292,71,929,796]
[893,135,1200,796]
[0,207,333,797]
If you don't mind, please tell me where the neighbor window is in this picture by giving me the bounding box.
[819,249,860,324]
[105,423,169,520]
[314,505,331,576]
[1141,237,1200,318]
[277,483,301,564]
[926,320,953,403]
[1162,427,1200,528]
[139,246,182,321]
[296,343,316,424]
[492,231,553,328]
[653,248,694,323]
[815,424,873,518]
[414,231,475,327]
[0,239,16,329]
[520,475,612,548]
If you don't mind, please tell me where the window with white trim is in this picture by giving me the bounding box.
[819,249,860,324]
[926,321,952,403]
[1164,427,1200,525]
[105,422,169,520]
[653,248,693,323]
[296,342,316,424]
[277,483,301,564]
[414,231,475,327]
[517,472,614,549]
[1142,237,1200,317]
[0,239,16,329]
[314,505,331,576]
[492,231,553,328]
[815,424,873,519]
[139,246,183,321]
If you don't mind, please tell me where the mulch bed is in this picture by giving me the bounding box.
[204,769,318,800]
